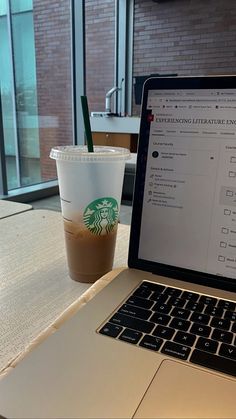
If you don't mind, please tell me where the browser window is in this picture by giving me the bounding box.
[139,89,236,279]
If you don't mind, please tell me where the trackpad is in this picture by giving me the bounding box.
[134,359,236,418]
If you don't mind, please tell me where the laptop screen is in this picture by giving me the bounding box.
[130,76,236,289]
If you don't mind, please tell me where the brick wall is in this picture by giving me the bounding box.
[133,0,236,114]
[33,0,73,180]
[32,0,236,178]
[85,0,115,113]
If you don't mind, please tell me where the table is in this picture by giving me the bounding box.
[0,209,130,377]
[0,199,32,219]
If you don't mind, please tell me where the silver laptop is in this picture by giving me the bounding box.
[0,76,236,418]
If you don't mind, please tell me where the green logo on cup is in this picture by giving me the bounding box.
[83,197,119,235]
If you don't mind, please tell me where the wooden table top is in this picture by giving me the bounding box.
[0,199,32,219]
[0,209,130,377]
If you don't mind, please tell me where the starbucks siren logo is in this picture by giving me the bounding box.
[83,197,119,235]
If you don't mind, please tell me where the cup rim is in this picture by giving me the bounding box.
[50,145,131,162]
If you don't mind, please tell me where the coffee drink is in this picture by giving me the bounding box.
[50,145,130,283]
[63,218,117,283]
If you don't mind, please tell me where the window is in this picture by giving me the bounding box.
[0,0,133,198]
[0,0,74,193]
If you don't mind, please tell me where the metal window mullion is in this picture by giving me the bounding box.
[0,93,8,196]
[125,0,134,116]
[114,0,119,114]
[116,0,134,116]
[116,0,126,116]
[6,0,21,187]
[72,0,85,145]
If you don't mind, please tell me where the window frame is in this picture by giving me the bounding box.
[0,0,134,201]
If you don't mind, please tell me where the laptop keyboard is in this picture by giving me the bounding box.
[98,281,236,377]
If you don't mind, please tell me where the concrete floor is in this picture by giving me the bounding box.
[30,195,133,225]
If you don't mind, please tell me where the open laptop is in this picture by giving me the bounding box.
[0,76,236,418]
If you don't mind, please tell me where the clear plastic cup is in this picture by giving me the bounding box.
[50,145,130,283]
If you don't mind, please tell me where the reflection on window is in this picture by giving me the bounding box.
[0,0,73,191]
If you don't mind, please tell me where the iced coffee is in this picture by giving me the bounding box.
[50,145,130,283]
[63,197,119,282]
[64,219,118,283]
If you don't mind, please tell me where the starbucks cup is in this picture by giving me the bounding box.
[50,145,130,283]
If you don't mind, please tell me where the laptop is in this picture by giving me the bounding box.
[0,75,236,418]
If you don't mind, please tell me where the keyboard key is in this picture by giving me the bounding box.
[190,349,236,377]
[118,304,152,320]
[126,295,154,310]
[190,323,211,337]
[224,310,236,321]
[190,312,210,325]
[153,325,175,340]
[174,331,196,347]
[204,305,224,317]
[196,337,218,354]
[210,317,230,330]
[219,343,236,361]
[133,287,152,299]
[168,297,186,308]
[182,291,199,301]
[163,287,182,297]
[152,303,172,314]
[171,307,191,319]
[232,323,236,333]
[218,299,236,311]
[150,312,171,326]
[150,292,168,304]
[161,341,190,360]
[109,313,155,334]
[211,329,233,344]
[169,318,190,331]
[99,322,123,338]
[185,301,204,313]
[141,281,165,294]
[139,335,163,351]
[119,328,142,344]
[199,295,217,306]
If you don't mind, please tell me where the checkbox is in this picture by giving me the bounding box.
[226,190,234,197]
[221,227,229,234]
[218,256,225,262]
[224,209,231,215]
[230,156,236,163]
[220,241,227,248]
[229,171,236,177]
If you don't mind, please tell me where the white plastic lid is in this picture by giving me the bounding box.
[50,145,131,162]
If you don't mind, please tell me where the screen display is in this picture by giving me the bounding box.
[138,88,236,279]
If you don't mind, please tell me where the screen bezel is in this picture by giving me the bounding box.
[128,75,236,293]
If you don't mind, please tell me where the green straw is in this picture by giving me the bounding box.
[81,96,94,152]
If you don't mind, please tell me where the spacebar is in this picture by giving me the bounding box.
[190,349,236,377]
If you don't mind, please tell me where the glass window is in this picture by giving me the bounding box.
[0,0,74,191]
[10,0,32,13]
[0,0,7,15]
[12,5,40,186]
[0,1,18,189]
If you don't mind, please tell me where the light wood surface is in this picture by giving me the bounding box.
[0,209,130,377]
[0,199,32,219]
[93,132,132,149]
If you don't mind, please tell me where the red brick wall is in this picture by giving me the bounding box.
[33,0,73,180]
[133,0,236,114]
[85,0,115,113]
[33,0,236,179]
